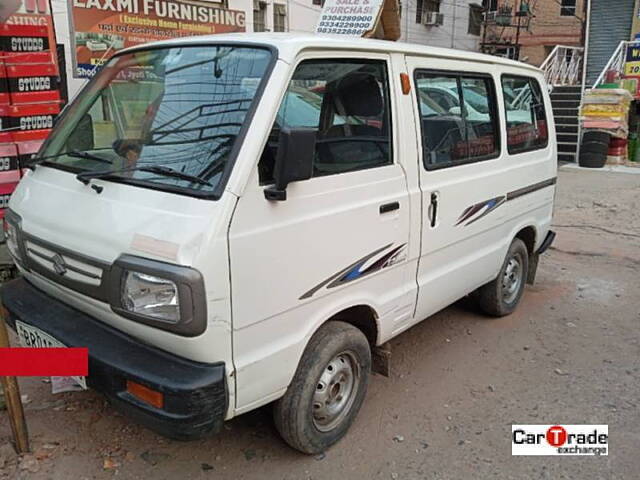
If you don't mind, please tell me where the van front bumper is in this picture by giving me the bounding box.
[1,277,227,440]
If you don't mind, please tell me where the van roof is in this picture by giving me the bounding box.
[122,32,542,74]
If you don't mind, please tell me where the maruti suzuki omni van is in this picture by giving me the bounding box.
[2,33,556,454]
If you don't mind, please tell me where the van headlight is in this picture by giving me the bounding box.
[3,218,20,260]
[109,255,207,337]
[122,272,180,322]
[3,210,25,266]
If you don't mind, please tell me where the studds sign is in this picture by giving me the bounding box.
[69,0,246,78]
[315,0,384,36]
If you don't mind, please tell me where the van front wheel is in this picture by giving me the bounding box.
[273,321,371,454]
[476,238,529,316]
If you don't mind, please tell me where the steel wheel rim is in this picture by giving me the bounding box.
[312,351,360,432]
[502,254,522,304]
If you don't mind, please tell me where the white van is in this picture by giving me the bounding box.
[2,34,556,454]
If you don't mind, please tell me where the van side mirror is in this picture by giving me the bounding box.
[264,127,315,201]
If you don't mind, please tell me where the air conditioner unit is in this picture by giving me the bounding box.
[422,11,444,26]
[483,11,497,22]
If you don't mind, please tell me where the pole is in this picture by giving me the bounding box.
[514,0,522,60]
[450,0,457,49]
[481,6,488,54]
[0,303,30,454]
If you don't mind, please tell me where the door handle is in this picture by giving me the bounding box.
[430,192,439,227]
[379,202,400,214]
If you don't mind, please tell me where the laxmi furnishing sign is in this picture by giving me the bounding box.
[68,0,246,78]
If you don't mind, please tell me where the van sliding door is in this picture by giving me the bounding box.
[406,56,507,323]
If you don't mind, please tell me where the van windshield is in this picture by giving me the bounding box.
[37,45,273,196]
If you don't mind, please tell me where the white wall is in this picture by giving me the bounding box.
[242,0,320,34]
[399,0,480,51]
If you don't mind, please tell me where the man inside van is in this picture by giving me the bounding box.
[113,139,142,171]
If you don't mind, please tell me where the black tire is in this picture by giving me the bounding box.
[273,321,371,454]
[581,131,611,144]
[580,141,609,155]
[579,150,607,168]
[476,238,529,317]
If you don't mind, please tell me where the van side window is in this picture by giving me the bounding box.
[259,59,392,184]
[415,71,499,169]
[501,75,548,154]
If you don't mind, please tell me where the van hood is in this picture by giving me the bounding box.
[8,165,236,364]
[10,166,222,267]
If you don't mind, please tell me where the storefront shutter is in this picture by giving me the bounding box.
[585,0,634,86]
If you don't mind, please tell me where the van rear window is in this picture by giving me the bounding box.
[501,75,548,154]
[415,71,499,169]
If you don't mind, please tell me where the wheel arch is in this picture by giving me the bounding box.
[514,225,537,256]
[513,224,539,284]
[324,304,380,348]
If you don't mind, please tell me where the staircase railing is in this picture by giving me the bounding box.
[540,45,584,86]
[592,41,629,88]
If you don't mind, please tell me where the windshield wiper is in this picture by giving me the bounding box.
[26,150,113,170]
[76,164,212,187]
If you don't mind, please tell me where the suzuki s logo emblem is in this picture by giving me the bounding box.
[51,254,67,276]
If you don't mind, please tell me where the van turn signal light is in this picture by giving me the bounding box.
[126,380,164,409]
[400,73,411,95]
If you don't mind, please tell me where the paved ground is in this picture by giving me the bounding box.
[1,168,639,479]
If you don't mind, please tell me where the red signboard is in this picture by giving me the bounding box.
[69,0,246,78]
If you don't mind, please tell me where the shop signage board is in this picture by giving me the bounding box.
[624,42,640,77]
[68,0,247,78]
[315,0,385,36]
[0,0,59,74]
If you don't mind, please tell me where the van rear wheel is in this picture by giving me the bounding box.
[476,238,528,317]
[273,321,371,454]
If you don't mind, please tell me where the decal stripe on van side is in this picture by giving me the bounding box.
[456,196,506,226]
[300,243,407,300]
[457,177,557,227]
[505,177,557,201]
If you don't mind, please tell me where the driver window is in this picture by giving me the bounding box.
[259,59,392,184]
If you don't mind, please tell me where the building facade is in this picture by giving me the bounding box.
[481,0,585,66]
[399,0,483,50]
[248,0,482,52]
[50,0,485,100]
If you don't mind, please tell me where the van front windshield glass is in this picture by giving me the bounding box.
[38,45,272,195]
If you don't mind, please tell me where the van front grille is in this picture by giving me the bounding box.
[22,233,111,302]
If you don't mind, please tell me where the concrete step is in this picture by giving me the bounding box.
[552,85,582,94]
[558,141,579,153]
[551,92,582,102]
[551,99,581,109]
[558,152,577,162]
[553,115,579,125]
[558,133,579,143]
[553,107,580,117]
[556,124,579,134]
